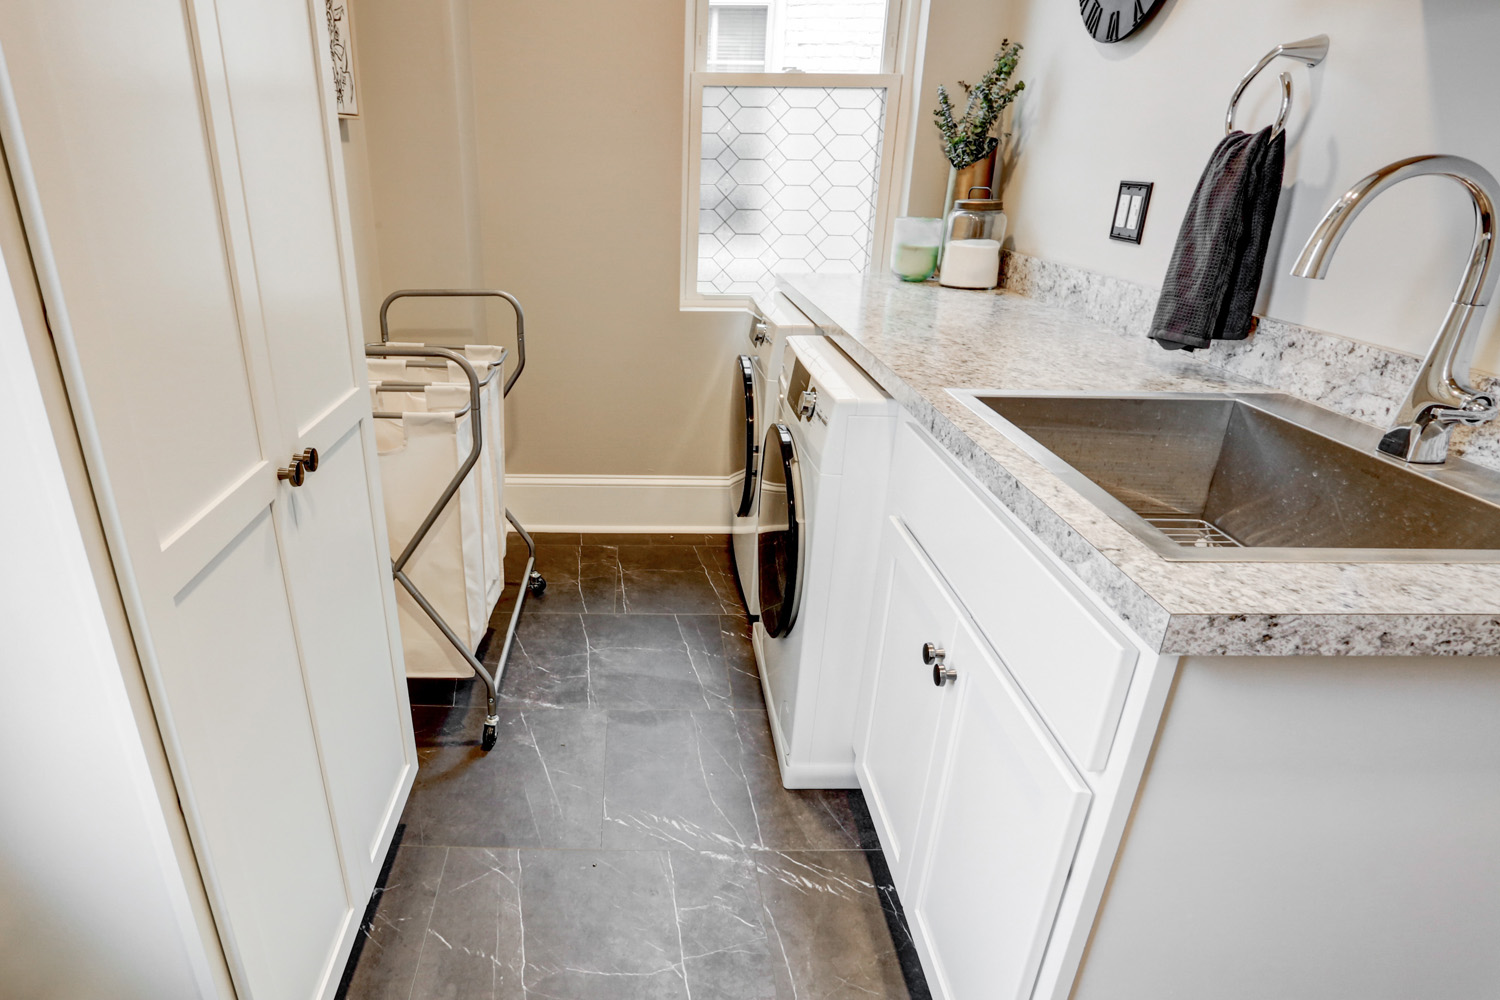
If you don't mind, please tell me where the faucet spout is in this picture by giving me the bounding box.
[1291,154,1500,463]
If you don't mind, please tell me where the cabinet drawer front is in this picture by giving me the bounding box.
[891,420,1137,771]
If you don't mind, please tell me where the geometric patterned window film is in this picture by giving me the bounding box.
[698,86,888,296]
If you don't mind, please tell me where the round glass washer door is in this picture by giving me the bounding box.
[732,355,757,518]
[757,422,803,638]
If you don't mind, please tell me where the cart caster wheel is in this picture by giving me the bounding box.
[481,723,497,751]
[528,573,547,595]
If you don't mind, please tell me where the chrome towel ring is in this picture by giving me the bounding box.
[1225,34,1330,139]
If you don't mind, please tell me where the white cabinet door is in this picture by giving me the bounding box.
[210,0,414,890]
[857,518,960,893]
[909,619,1092,1000]
[0,0,409,995]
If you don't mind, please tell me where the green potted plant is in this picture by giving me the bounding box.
[934,41,1024,217]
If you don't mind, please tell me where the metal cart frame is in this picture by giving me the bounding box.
[367,288,544,751]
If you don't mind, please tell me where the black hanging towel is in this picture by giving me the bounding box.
[1149,126,1286,351]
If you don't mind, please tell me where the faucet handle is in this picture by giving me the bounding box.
[1378,394,1499,463]
[1451,394,1499,423]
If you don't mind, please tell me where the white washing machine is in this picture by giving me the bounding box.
[755,335,896,789]
[728,293,815,618]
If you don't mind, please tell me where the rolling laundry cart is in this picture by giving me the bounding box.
[367,289,544,751]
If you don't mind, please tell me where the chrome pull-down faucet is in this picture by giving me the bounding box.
[1292,154,1500,464]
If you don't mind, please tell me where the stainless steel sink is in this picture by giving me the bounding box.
[952,391,1500,562]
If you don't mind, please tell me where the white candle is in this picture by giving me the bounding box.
[939,239,1001,290]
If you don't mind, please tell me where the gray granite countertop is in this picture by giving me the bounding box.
[779,272,1500,657]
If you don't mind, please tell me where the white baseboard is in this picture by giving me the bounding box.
[503,474,736,532]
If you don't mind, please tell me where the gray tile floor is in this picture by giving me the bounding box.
[340,533,927,1000]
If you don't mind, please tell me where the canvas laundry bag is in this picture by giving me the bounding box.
[376,346,507,613]
[373,383,488,678]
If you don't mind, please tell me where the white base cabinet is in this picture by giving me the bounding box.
[854,415,1500,1000]
[860,517,1091,1000]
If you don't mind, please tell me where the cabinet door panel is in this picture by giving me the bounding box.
[161,512,350,999]
[0,1,357,994]
[280,423,410,875]
[911,622,1092,1000]
[212,0,359,439]
[211,0,414,888]
[859,518,960,891]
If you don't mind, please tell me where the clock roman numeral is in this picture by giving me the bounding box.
[1085,0,1103,35]
[1106,10,1121,41]
[1134,0,1148,25]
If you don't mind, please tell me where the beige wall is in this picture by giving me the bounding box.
[339,1,1500,476]
[903,0,1019,219]
[340,0,1014,479]
[969,0,1500,370]
[343,0,743,477]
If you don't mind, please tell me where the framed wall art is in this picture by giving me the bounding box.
[326,0,358,117]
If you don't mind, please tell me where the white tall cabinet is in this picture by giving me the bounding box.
[0,0,415,997]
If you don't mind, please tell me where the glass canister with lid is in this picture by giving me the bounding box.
[940,186,1007,290]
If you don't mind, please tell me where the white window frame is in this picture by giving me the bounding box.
[680,0,921,310]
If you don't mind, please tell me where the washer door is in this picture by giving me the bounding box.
[757,422,803,638]
[732,354,758,518]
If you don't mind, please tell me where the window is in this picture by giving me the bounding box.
[706,3,769,72]
[684,0,910,306]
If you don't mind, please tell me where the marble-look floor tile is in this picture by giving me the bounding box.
[403,707,606,848]
[518,849,690,1000]
[515,543,586,613]
[623,567,740,614]
[699,543,749,616]
[755,850,912,999]
[580,543,625,613]
[618,543,709,572]
[409,847,525,999]
[340,842,445,1000]
[603,709,762,852]
[585,614,721,710]
[695,541,735,575]
[736,710,865,851]
[495,613,591,708]
[670,850,779,1000]
[718,613,764,708]
[348,531,925,999]
[673,613,743,709]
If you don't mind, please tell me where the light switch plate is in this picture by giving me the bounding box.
[1110,181,1153,243]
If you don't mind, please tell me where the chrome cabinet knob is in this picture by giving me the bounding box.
[297,447,319,473]
[751,318,770,346]
[277,460,306,487]
[797,388,818,420]
[923,641,956,686]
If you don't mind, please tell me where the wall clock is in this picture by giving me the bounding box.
[1079,0,1167,43]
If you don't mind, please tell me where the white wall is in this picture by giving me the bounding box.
[0,210,219,997]
[778,0,888,72]
[969,0,1500,370]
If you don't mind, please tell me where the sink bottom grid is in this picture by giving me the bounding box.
[1138,513,1244,549]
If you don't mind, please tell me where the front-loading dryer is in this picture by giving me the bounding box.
[754,335,895,789]
[728,293,815,618]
